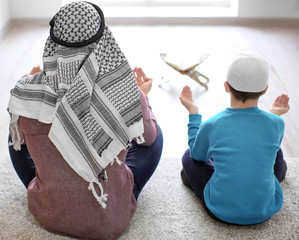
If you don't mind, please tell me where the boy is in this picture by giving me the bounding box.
[179,51,290,225]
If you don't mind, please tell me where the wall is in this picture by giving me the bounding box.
[5,0,299,19]
[238,0,299,18]
[0,0,10,30]
[10,0,61,19]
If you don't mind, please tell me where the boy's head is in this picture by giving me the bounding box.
[226,51,269,102]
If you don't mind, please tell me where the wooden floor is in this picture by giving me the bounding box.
[0,19,298,158]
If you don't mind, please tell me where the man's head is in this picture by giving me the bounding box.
[226,51,269,102]
[49,1,105,48]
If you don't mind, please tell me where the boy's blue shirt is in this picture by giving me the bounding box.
[188,107,285,225]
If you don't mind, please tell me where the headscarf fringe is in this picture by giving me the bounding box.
[110,156,122,166]
[9,114,23,151]
[88,181,108,208]
[136,135,145,145]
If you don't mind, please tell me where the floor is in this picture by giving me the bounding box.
[0,20,298,159]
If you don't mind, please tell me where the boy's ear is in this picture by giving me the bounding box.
[262,85,268,95]
[224,81,230,93]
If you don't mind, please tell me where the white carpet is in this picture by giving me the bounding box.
[0,154,298,240]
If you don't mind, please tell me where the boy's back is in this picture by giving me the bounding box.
[188,107,284,224]
[180,51,289,225]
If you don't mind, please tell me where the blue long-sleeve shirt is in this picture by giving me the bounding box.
[188,107,284,225]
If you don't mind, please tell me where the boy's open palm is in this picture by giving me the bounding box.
[180,86,198,114]
[270,94,290,116]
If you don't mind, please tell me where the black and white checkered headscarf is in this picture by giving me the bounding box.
[8,1,144,208]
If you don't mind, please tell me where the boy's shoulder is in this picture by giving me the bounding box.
[256,108,285,125]
[207,107,284,126]
[203,110,228,125]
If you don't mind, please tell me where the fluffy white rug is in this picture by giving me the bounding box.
[0,155,298,240]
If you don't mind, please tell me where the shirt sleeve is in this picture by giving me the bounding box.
[276,117,285,146]
[137,88,158,146]
[188,114,212,162]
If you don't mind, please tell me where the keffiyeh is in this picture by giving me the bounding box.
[8,1,144,208]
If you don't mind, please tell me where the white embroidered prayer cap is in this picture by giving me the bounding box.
[227,51,269,92]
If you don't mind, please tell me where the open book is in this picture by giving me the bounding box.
[160,53,209,89]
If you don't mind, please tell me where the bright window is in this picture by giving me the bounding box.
[61,0,238,17]
[63,0,231,6]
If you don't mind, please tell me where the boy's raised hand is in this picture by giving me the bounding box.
[180,86,198,114]
[270,94,290,116]
[133,67,152,97]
